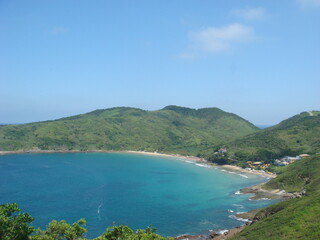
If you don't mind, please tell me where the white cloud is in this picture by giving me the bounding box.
[50,27,68,35]
[190,23,254,53]
[232,7,266,20]
[296,0,320,7]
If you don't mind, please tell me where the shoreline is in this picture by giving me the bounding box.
[0,148,280,239]
[0,149,204,162]
[218,164,276,179]
[124,150,204,162]
[0,149,275,178]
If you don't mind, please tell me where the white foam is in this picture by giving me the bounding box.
[238,174,249,178]
[227,209,234,213]
[195,163,211,168]
[97,202,103,215]
[229,214,251,222]
[234,190,242,195]
[185,160,194,164]
[217,229,229,235]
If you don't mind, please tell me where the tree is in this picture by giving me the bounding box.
[32,219,87,240]
[0,203,172,240]
[208,152,229,165]
[96,225,173,240]
[0,203,34,240]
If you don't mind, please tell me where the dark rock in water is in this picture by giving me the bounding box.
[209,232,220,237]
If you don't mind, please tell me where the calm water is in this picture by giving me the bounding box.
[0,153,274,237]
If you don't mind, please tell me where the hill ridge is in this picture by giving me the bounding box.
[0,106,258,154]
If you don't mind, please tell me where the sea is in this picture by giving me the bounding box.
[0,153,276,238]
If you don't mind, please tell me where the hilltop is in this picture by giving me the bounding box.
[0,106,258,155]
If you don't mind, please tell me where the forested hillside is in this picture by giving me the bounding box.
[0,106,258,155]
[220,111,320,163]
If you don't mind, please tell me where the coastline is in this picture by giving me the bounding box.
[0,148,280,239]
[124,150,204,162]
[0,149,203,162]
[0,149,275,178]
[218,164,276,179]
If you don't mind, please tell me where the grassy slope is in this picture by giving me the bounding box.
[231,154,320,240]
[225,111,320,159]
[0,106,258,155]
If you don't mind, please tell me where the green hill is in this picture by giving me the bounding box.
[230,154,320,240]
[222,111,320,163]
[0,106,258,155]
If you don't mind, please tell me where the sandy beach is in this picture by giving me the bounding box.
[124,150,204,162]
[218,164,276,179]
[122,151,277,179]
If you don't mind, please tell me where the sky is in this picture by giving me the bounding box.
[1,0,319,125]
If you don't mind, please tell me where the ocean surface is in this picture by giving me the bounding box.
[0,153,276,238]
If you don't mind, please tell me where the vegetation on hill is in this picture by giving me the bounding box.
[213,111,320,165]
[230,154,320,240]
[1,108,320,239]
[0,106,258,156]
[0,203,173,240]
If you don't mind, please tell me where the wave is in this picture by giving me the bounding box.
[227,209,234,213]
[195,163,211,168]
[97,202,103,220]
[238,174,249,178]
[234,190,242,195]
[232,204,244,208]
[217,229,229,235]
[229,214,251,222]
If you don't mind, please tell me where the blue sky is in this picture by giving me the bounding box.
[1,0,319,125]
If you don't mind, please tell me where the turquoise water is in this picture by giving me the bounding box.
[0,153,275,237]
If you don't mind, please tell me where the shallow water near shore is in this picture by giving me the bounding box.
[0,153,275,237]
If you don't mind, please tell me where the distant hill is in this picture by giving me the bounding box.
[231,154,320,240]
[0,106,258,155]
[222,111,320,162]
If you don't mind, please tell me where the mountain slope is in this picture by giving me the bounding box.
[223,111,320,161]
[230,154,320,240]
[0,106,258,155]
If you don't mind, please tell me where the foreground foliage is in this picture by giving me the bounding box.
[0,203,34,240]
[0,203,173,240]
[95,225,173,240]
[231,154,320,240]
[32,219,87,240]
